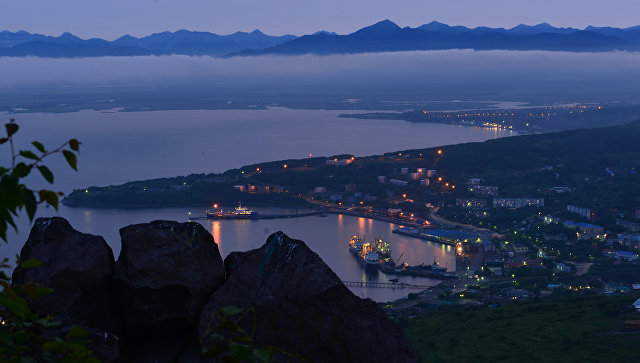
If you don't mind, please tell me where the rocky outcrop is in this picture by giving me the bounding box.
[13,219,417,362]
[113,220,226,361]
[12,217,118,335]
[199,231,417,362]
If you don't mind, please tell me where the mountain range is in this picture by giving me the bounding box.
[2,20,640,58]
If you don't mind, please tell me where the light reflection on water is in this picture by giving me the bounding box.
[5,205,454,302]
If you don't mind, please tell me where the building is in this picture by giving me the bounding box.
[326,158,354,166]
[556,263,572,273]
[233,185,246,192]
[470,185,499,196]
[416,168,427,175]
[345,183,356,192]
[492,198,544,209]
[389,179,408,187]
[617,219,640,232]
[420,229,480,244]
[377,176,386,183]
[400,167,409,175]
[619,233,640,249]
[426,170,437,177]
[329,194,343,201]
[313,186,327,193]
[248,185,270,194]
[468,178,483,185]
[616,251,638,261]
[409,172,421,180]
[456,198,488,209]
[420,179,430,186]
[543,215,560,224]
[514,245,529,253]
[567,205,597,221]
[564,221,606,240]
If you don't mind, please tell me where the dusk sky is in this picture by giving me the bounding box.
[2,0,640,39]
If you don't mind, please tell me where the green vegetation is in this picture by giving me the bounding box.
[0,119,95,361]
[403,293,640,362]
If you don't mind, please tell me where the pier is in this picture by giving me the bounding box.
[190,210,325,221]
[342,281,431,290]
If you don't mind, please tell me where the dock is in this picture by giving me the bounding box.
[342,281,431,290]
[190,210,325,221]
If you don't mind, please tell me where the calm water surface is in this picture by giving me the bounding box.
[5,206,456,302]
[4,108,513,193]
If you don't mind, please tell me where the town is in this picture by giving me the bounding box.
[64,120,640,318]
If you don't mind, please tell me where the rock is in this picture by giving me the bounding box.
[198,231,417,362]
[12,217,118,336]
[113,220,225,360]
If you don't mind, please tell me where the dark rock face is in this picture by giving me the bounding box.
[199,231,417,363]
[12,217,117,335]
[113,220,226,360]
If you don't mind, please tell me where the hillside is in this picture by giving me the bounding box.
[403,293,640,361]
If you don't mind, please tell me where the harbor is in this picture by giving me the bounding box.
[348,234,459,280]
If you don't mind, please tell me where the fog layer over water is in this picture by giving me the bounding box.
[3,50,640,104]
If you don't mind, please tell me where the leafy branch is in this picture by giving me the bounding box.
[0,118,80,242]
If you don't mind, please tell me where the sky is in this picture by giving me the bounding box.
[2,0,640,39]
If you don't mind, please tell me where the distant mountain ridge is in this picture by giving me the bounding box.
[2,20,640,58]
[232,19,640,56]
[0,29,296,57]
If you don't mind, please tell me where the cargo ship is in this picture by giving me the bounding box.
[206,202,259,219]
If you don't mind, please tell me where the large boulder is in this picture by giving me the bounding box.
[12,217,118,335]
[113,220,225,361]
[198,231,417,362]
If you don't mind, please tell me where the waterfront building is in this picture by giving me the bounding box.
[468,178,483,185]
[400,167,409,175]
[426,170,437,177]
[419,179,430,186]
[409,172,420,180]
[416,168,426,175]
[377,176,386,183]
[326,158,354,166]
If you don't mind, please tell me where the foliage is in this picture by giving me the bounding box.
[0,119,94,361]
[404,293,640,362]
[200,305,281,362]
[0,118,80,241]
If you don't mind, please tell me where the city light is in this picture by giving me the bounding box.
[437,149,442,155]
